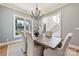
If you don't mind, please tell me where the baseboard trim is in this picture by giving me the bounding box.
[0,39,23,47]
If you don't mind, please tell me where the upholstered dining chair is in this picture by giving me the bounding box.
[20,31,27,56]
[26,32,43,56]
[44,33,73,56]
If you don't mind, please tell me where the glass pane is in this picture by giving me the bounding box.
[42,18,47,32]
[43,23,46,32]
[16,20,24,31]
[25,21,30,31]
[52,13,61,37]
[15,17,24,35]
[25,19,32,32]
[53,15,60,24]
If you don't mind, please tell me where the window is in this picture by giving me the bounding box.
[15,17,24,33]
[52,12,61,37]
[42,17,47,32]
[25,21,30,31]
[25,19,32,32]
[53,15,60,24]
[13,15,32,38]
[42,12,61,37]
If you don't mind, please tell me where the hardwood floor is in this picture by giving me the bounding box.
[0,45,8,56]
[66,45,79,56]
[0,42,79,56]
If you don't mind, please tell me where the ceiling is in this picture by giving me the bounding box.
[1,3,68,15]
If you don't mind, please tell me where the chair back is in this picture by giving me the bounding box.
[61,33,73,52]
[26,32,34,56]
[20,32,27,53]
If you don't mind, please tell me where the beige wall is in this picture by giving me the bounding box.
[61,4,79,45]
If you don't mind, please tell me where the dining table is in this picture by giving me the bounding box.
[33,33,62,49]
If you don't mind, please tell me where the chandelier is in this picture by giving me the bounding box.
[31,3,41,19]
[31,3,42,36]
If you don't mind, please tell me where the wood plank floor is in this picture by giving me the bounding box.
[0,43,79,56]
[0,45,8,56]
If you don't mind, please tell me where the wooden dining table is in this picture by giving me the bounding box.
[33,33,62,49]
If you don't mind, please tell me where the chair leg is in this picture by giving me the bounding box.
[41,46,45,56]
[21,48,27,56]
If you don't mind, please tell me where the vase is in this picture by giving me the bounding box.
[34,31,39,37]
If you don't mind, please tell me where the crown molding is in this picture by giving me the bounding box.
[0,3,70,17]
[0,3,31,17]
[42,3,70,17]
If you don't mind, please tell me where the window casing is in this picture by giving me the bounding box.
[13,15,32,38]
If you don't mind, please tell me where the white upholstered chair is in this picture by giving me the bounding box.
[20,31,27,56]
[44,33,73,56]
[26,32,43,56]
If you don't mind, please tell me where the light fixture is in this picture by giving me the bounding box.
[30,3,42,36]
[31,3,41,19]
